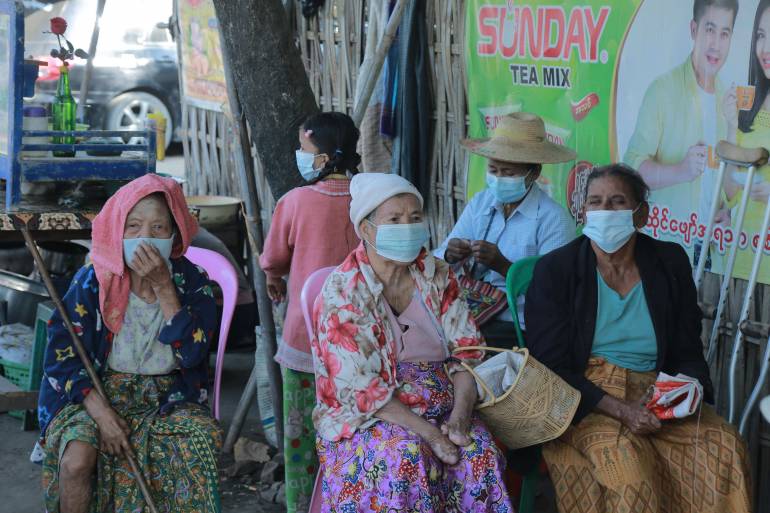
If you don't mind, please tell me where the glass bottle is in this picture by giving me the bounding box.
[51,64,76,157]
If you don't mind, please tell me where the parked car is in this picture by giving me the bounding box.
[23,0,180,148]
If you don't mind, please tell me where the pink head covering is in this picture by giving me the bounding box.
[91,174,198,333]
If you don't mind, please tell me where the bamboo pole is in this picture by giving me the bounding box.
[21,228,159,513]
[351,0,409,126]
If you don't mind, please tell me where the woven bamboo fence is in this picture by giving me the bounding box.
[179,2,768,509]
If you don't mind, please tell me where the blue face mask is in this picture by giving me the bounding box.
[582,209,637,254]
[123,237,174,266]
[486,172,531,204]
[295,150,322,182]
[366,221,429,263]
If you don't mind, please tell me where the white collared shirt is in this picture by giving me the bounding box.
[433,183,575,322]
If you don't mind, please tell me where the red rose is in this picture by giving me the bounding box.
[50,17,67,35]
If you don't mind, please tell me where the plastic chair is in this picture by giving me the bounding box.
[504,255,542,513]
[185,246,238,421]
[300,266,335,513]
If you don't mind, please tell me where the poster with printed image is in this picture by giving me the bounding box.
[177,0,229,112]
[465,0,770,283]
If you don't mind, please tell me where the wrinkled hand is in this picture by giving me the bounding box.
[723,85,739,130]
[445,238,472,264]
[678,144,707,183]
[750,181,770,203]
[471,240,509,276]
[620,402,662,435]
[266,275,287,303]
[128,242,172,290]
[84,392,132,457]
[426,430,460,465]
[441,415,472,447]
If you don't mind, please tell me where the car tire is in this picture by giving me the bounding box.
[105,91,173,149]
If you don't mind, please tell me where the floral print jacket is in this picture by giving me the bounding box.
[311,243,484,441]
[38,259,217,438]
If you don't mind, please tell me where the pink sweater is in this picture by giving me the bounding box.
[259,179,359,372]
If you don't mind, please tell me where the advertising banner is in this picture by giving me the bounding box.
[465,0,769,283]
[177,0,228,112]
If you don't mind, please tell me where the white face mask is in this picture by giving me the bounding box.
[295,150,322,182]
[365,220,429,263]
[123,236,174,266]
[582,209,637,254]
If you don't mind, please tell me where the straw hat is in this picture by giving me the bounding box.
[462,112,576,164]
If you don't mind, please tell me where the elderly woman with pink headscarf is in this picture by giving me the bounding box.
[37,175,221,513]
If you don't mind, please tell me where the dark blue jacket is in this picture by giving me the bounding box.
[38,258,217,437]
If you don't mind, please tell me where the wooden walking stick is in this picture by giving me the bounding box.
[21,227,160,513]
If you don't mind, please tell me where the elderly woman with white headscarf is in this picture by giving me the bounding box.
[311,173,512,512]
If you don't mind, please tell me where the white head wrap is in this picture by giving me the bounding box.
[349,173,423,237]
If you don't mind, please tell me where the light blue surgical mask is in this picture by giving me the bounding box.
[582,209,637,254]
[486,172,531,204]
[123,236,174,265]
[295,150,322,182]
[366,220,429,263]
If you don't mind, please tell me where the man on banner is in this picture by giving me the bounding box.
[624,0,739,266]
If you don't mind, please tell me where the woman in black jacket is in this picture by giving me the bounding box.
[525,164,751,513]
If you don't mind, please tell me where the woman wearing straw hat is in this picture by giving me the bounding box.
[434,112,575,347]
[311,173,513,512]
[525,164,751,513]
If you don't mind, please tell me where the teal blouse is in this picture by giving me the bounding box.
[591,274,657,372]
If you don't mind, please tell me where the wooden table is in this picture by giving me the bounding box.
[0,196,101,242]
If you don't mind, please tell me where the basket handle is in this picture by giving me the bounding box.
[451,345,528,405]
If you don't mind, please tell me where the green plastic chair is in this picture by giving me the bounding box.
[504,255,541,513]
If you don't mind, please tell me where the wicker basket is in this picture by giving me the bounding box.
[456,346,581,450]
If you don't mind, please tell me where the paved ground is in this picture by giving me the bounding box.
[0,351,283,513]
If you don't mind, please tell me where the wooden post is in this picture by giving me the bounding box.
[352,0,409,126]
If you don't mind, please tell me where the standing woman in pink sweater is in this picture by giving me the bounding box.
[259,112,360,513]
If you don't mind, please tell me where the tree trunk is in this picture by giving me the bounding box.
[213,0,318,199]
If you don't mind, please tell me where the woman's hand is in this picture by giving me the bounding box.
[597,393,661,435]
[266,275,287,303]
[444,370,475,447]
[426,429,460,465]
[129,242,173,291]
[441,416,472,447]
[471,240,511,276]
[445,238,472,264]
[84,392,133,457]
[619,402,662,435]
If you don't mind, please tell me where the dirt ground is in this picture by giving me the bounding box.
[0,352,284,513]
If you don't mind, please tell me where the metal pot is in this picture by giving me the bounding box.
[185,195,242,227]
[0,242,34,276]
[36,241,89,277]
[0,270,50,327]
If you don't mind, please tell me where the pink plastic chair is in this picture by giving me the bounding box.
[300,266,335,513]
[185,246,238,421]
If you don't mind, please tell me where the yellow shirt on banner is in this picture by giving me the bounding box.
[624,57,727,249]
[732,110,770,281]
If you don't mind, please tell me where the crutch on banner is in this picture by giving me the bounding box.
[705,143,769,367]
[727,146,770,423]
[694,158,727,292]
